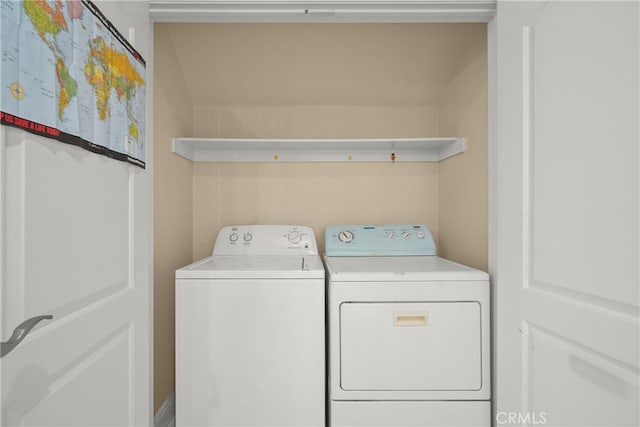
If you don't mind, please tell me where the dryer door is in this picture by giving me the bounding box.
[340,302,482,391]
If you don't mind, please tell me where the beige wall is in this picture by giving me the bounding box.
[187,24,487,261]
[193,162,440,258]
[153,22,487,411]
[193,105,441,139]
[153,23,194,412]
[438,31,488,271]
[192,105,441,257]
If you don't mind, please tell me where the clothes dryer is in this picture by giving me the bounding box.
[176,225,325,426]
[325,224,490,427]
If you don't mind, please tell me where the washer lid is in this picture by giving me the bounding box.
[176,255,324,279]
[324,256,488,281]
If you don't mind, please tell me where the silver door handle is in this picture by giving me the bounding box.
[1,315,53,358]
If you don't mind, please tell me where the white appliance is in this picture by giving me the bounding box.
[175,225,325,427]
[325,224,490,427]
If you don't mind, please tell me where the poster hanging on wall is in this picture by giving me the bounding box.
[0,0,146,168]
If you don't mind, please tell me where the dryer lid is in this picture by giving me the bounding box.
[324,256,488,281]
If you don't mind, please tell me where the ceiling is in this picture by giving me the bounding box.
[163,23,486,106]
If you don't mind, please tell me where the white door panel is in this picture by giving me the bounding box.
[496,1,639,425]
[528,325,639,427]
[4,135,130,331]
[529,1,638,306]
[1,128,149,426]
[523,288,639,370]
[1,1,151,424]
[3,320,131,426]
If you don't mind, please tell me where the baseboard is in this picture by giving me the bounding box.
[154,391,175,427]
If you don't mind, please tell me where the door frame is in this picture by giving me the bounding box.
[149,0,496,22]
[148,0,499,421]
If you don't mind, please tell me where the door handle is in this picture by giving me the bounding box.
[1,315,53,358]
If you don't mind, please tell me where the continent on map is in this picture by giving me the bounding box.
[56,58,77,119]
[23,0,69,50]
[23,0,80,121]
[85,36,145,141]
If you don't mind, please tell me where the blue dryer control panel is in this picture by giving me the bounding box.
[325,224,436,256]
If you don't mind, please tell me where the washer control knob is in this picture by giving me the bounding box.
[417,231,426,239]
[338,230,354,243]
[243,232,253,242]
[401,231,410,240]
[288,231,302,244]
[385,231,395,240]
[229,233,239,242]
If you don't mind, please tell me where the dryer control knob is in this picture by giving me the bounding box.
[417,231,425,239]
[401,231,410,240]
[243,232,253,242]
[338,230,354,243]
[229,233,239,242]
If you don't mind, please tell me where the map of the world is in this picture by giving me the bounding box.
[1,0,146,168]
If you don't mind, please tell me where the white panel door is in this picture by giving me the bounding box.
[0,2,152,425]
[496,1,639,426]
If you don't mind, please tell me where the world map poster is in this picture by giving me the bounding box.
[1,0,146,168]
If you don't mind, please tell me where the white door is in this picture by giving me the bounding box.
[495,1,639,426]
[0,2,152,426]
[340,302,482,391]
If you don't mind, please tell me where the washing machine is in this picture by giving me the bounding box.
[325,224,490,427]
[175,225,325,427]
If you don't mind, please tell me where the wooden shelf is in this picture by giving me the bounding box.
[172,137,465,162]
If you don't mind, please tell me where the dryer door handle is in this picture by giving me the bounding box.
[1,315,53,358]
[394,312,428,327]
